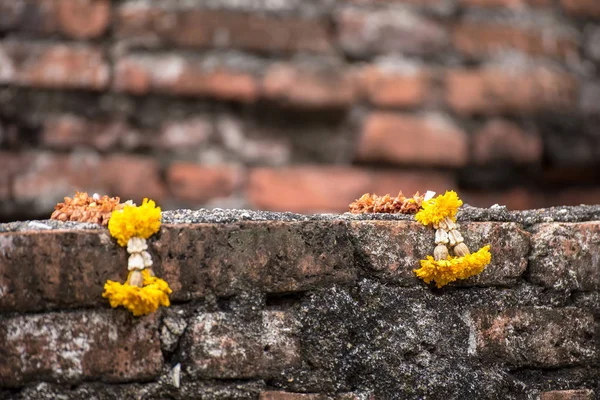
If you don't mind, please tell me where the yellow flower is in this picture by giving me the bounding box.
[102,269,172,316]
[415,190,463,226]
[414,245,491,288]
[108,198,162,246]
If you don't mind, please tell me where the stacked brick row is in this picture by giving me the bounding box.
[0,0,600,220]
[0,207,598,398]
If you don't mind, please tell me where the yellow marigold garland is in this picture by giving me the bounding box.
[108,198,162,247]
[415,245,492,288]
[414,191,491,288]
[101,197,171,316]
[103,270,172,317]
[415,190,463,226]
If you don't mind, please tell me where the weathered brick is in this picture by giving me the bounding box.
[0,310,163,387]
[561,0,600,18]
[460,0,551,7]
[0,0,110,39]
[167,163,242,203]
[156,118,212,150]
[462,188,540,210]
[11,152,166,209]
[356,112,468,167]
[540,390,595,400]
[529,222,600,291]
[473,307,598,368]
[446,67,578,115]
[0,230,126,312]
[114,54,259,102]
[472,119,542,165]
[336,7,447,57]
[182,311,300,378]
[115,4,332,54]
[152,221,356,299]
[41,115,130,151]
[0,42,109,90]
[99,154,166,203]
[259,392,365,400]
[357,65,430,108]
[262,64,356,108]
[453,23,577,59]
[351,221,529,286]
[247,167,454,213]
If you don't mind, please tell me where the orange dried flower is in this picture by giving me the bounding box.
[51,191,126,226]
[349,191,424,214]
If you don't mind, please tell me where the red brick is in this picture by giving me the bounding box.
[561,0,600,18]
[115,4,332,54]
[114,54,258,102]
[259,393,364,400]
[11,152,165,208]
[0,230,126,312]
[0,0,110,39]
[99,154,166,203]
[262,64,356,108]
[540,390,595,400]
[184,311,300,378]
[41,115,130,151]
[351,221,529,286]
[0,42,109,90]
[472,119,542,165]
[462,188,541,210]
[460,0,551,7]
[473,307,598,368]
[529,222,600,291]
[336,7,447,57]
[357,65,430,108]
[167,163,241,203]
[0,152,20,200]
[446,67,578,115]
[156,118,212,150]
[247,166,454,213]
[356,112,468,167]
[0,310,162,387]
[453,23,577,59]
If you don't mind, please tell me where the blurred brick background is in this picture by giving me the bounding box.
[0,0,599,221]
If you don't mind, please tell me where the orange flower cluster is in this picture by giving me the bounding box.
[51,191,125,226]
[349,191,425,214]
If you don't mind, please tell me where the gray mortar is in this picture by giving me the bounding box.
[2,205,600,233]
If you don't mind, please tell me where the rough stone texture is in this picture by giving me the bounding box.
[0,310,162,387]
[351,221,529,287]
[0,207,599,398]
[0,230,126,312]
[473,307,599,368]
[151,221,356,301]
[529,222,600,291]
[181,311,300,378]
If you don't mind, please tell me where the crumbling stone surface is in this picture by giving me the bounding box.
[0,207,599,399]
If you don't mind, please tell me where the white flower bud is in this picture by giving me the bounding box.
[444,216,456,230]
[435,228,449,244]
[128,253,145,271]
[129,270,144,287]
[127,237,148,254]
[434,244,449,261]
[449,229,464,245]
[424,191,436,201]
[141,251,153,267]
[454,242,471,257]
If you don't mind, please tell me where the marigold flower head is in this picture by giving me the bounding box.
[415,190,463,226]
[108,198,161,247]
[414,245,491,288]
[102,269,172,316]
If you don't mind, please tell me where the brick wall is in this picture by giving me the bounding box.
[0,206,599,399]
[1,0,600,221]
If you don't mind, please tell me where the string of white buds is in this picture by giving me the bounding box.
[126,237,154,287]
[432,216,471,260]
